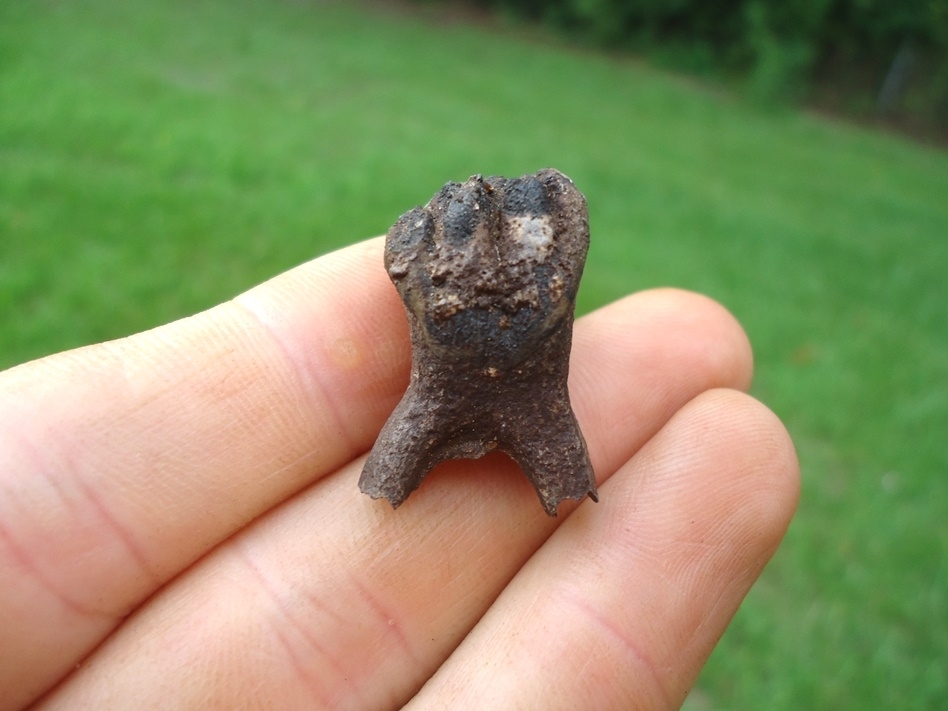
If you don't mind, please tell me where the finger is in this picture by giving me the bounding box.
[0,238,409,710]
[38,290,754,710]
[407,390,799,710]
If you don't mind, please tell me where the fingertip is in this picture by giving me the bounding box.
[595,387,798,556]
[700,389,801,549]
[583,288,753,390]
[553,387,799,704]
[664,288,754,393]
[680,388,799,532]
[571,289,755,478]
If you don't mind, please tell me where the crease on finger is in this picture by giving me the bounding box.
[0,421,159,619]
[233,541,352,709]
[549,582,674,710]
[230,296,361,460]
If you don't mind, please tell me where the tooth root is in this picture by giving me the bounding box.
[498,401,597,517]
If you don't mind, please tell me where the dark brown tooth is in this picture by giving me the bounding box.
[359,168,596,517]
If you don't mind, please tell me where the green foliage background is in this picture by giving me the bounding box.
[474,0,948,123]
[1,0,946,708]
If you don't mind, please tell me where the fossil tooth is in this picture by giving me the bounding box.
[359,168,597,516]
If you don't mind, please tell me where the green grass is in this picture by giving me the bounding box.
[2,0,947,707]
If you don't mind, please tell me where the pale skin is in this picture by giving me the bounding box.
[0,238,799,710]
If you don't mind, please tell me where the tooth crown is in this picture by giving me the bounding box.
[359,168,597,516]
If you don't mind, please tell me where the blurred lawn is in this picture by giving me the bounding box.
[1,0,946,707]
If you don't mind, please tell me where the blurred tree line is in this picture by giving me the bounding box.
[458,0,948,133]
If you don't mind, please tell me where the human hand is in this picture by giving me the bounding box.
[0,238,798,710]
